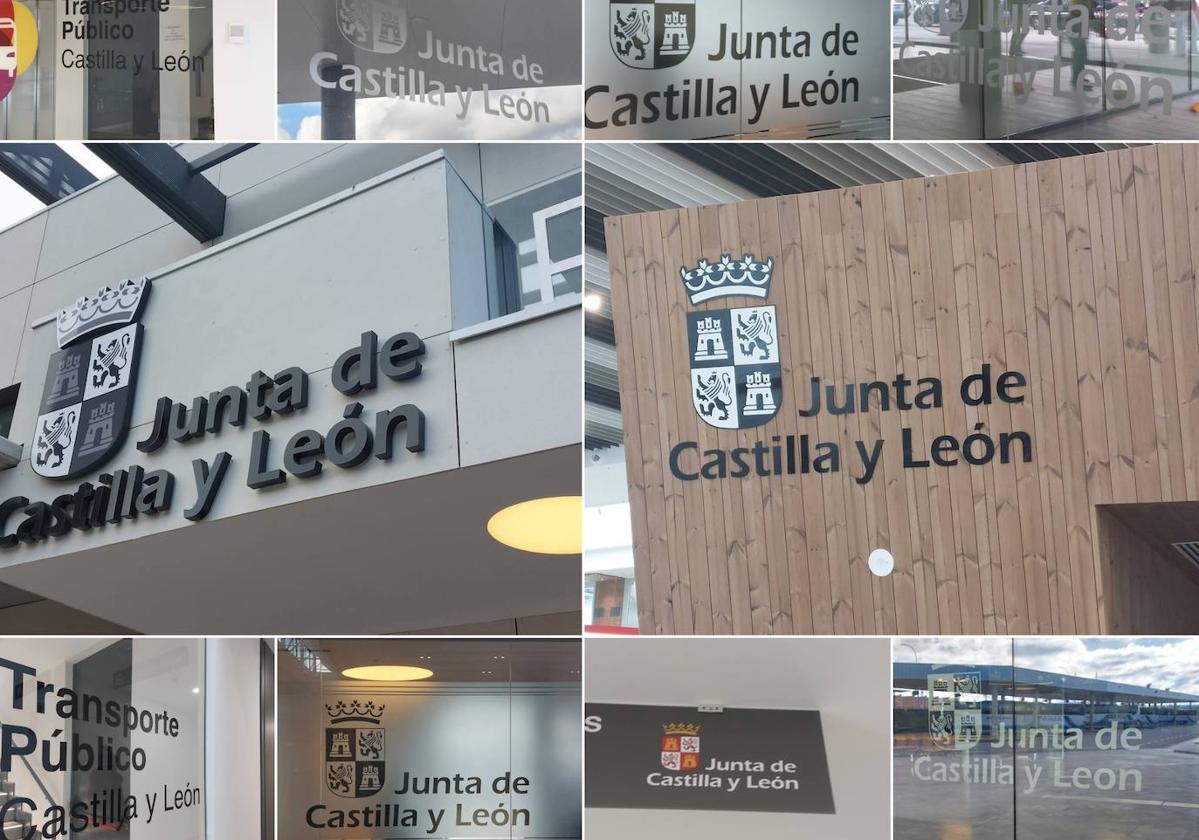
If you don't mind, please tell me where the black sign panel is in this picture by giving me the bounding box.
[585,703,835,814]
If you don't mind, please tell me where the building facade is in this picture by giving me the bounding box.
[0,142,583,634]
[601,143,1199,636]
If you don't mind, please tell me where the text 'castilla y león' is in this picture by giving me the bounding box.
[1,330,428,549]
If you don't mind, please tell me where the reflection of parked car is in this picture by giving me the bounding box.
[894,1,907,24]
[0,17,17,75]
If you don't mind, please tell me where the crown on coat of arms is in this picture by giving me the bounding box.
[662,722,701,737]
[56,278,149,349]
[326,700,385,723]
[680,253,773,305]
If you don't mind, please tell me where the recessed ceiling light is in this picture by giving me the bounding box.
[487,496,582,555]
[342,665,434,681]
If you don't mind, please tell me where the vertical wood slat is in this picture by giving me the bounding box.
[778,195,836,634]
[640,211,694,635]
[606,149,1199,636]
[660,208,713,634]
[681,207,736,633]
[604,217,658,633]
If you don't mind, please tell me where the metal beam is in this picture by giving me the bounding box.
[84,143,227,242]
[188,143,258,174]
[0,145,97,205]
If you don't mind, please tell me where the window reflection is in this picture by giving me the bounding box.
[893,0,1199,138]
[894,637,1199,840]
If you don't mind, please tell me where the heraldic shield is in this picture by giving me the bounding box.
[660,722,701,773]
[928,671,983,752]
[336,0,408,55]
[687,306,782,430]
[610,0,695,69]
[326,700,386,798]
[33,279,150,480]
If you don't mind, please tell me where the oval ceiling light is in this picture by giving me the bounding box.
[487,495,582,555]
[342,665,434,681]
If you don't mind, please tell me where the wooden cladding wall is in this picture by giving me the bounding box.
[605,145,1199,636]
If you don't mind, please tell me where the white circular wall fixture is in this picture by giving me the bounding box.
[868,548,895,577]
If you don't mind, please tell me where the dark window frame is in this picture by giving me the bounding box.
[0,383,19,440]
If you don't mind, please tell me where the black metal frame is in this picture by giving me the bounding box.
[84,143,229,241]
[0,145,98,205]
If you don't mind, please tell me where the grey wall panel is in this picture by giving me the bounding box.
[481,144,581,204]
[447,172,491,329]
[455,307,582,467]
[0,286,33,389]
[0,214,48,299]
[12,159,457,450]
[208,144,341,195]
[36,179,176,280]
[217,144,485,235]
[13,223,208,397]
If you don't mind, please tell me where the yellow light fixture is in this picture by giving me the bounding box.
[342,665,434,681]
[487,495,582,555]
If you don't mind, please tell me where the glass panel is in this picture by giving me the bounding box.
[893,637,1016,840]
[1012,637,1199,839]
[546,207,582,263]
[487,173,582,308]
[894,0,1199,139]
[87,2,162,139]
[278,639,582,840]
[0,638,205,840]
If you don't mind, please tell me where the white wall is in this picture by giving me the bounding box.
[213,0,277,140]
[585,637,891,840]
[205,638,264,839]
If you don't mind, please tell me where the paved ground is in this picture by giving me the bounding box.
[895,730,1199,840]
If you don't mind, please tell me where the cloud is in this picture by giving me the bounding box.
[895,637,1199,695]
[296,115,323,141]
[290,85,581,141]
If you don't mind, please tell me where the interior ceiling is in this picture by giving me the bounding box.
[584,141,1137,452]
[0,445,581,635]
[281,638,580,684]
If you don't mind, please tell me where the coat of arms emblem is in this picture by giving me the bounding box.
[325,700,387,798]
[32,278,149,480]
[682,253,780,429]
[609,0,694,69]
[660,722,701,772]
[928,671,983,751]
[336,0,407,54]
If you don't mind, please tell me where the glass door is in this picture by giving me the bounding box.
[86,0,215,139]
